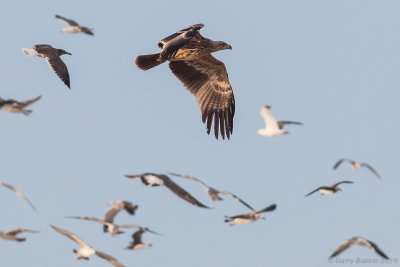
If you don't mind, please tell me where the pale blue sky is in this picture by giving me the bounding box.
[0,0,399,266]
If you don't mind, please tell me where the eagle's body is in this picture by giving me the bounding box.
[135,24,235,140]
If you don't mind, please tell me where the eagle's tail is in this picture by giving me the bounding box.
[135,53,163,70]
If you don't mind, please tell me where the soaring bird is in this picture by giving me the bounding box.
[305,181,353,197]
[125,173,209,208]
[224,204,277,226]
[125,172,209,209]
[55,15,94,35]
[66,216,159,237]
[22,44,71,88]
[0,96,41,115]
[135,24,235,140]
[257,105,302,137]
[103,201,138,232]
[126,228,155,250]
[330,237,388,259]
[168,172,254,211]
[0,228,38,242]
[0,182,36,211]
[333,159,381,179]
[51,225,125,267]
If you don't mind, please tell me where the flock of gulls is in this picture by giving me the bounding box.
[1,14,391,266]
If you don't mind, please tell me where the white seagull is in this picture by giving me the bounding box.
[257,105,302,137]
[125,173,210,208]
[55,15,94,35]
[103,200,138,232]
[51,225,125,267]
[333,159,381,179]
[0,181,36,211]
[330,236,388,259]
[169,172,254,210]
[0,228,38,242]
[224,204,277,226]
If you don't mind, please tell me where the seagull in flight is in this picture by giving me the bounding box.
[51,225,125,267]
[0,228,38,242]
[330,236,389,259]
[55,15,94,35]
[103,200,138,232]
[125,173,209,208]
[0,181,36,211]
[168,172,254,211]
[22,44,71,88]
[257,105,302,137]
[125,228,160,250]
[305,181,353,196]
[224,204,277,226]
[333,159,381,179]
[66,216,159,237]
[0,96,41,115]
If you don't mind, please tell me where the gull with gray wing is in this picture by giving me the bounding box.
[125,173,209,208]
[0,228,38,242]
[305,181,353,197]
[257,105,302,137]
[103,200,138,232]
[125,228,156,250]
[55,15,94,35]
[66,216,159,237]
[0,96,41,115]
[333,159,381,179]
[0,181,36,211]
[224,204,277,226]
[22,44,71,88]
[330,236,388,259]
[51,225,125,267]
[169,172,254,210]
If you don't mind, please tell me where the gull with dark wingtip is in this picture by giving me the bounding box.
[125,173,209,208]
[0,181,36,211]
[0,96,41,115]
[22,44,71,88]
[305,181,353,197]
[103,200,138,232]
[333,159,381,179]
[0,228,38,242]
[126,228,157,250]
[169,172,254,211]
[257,105,303,137]
[224,204,277,226]
[135,23,235,140]
[66,216,159,237]
[51,225,125,267]
[330,236,389,259]
[55,15,94,35]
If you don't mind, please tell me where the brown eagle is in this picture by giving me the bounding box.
[135,24,235,140]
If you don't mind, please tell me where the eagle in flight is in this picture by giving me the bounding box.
[135,24,235,140]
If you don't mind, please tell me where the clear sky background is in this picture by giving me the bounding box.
[0,0,399,266]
